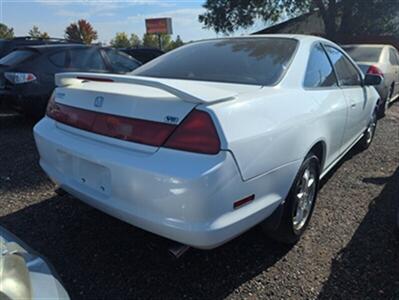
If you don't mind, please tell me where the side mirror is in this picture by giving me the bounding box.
[363,74,383,86]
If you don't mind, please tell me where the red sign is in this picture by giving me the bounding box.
[145,18,172,34]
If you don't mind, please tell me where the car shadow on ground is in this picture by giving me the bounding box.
[317,166,399,299]
[0,193,292,299]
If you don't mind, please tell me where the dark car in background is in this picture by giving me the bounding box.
[342,44,399,117]
[120,47,164,63]
[0,44,141,117]
[0,36,81,58]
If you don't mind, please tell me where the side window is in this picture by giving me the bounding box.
[105,49,141,73]
[325,46,362,86]
[48,50,67,67]
[67,48,106,71]
[389,48,399,65]
[304,44,337,88]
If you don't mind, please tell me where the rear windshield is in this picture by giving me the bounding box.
[342,46,383,62]
[132,38,298,86]
[0,49,36,66]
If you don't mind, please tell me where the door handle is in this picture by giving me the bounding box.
[351,103,357,108]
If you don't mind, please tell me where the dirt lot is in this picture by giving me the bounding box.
[1,103,398,299]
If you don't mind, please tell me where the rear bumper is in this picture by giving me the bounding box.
[34,117,299,249]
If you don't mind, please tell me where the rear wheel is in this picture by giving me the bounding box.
[380,85,394,118]
[264,154,320,244]
[358,109,377,151]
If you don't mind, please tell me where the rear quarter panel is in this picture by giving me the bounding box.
[204,88,330,181]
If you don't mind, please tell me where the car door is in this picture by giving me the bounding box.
[324,45,369,151]
[303,43,347,168]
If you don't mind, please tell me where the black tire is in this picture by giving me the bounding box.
[358,109,377,151]
[380,85,394,118]
[263,154,320,244]
[378,98,388,118]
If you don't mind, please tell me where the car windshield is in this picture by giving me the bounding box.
[0,49,36,66]
[132,38,298,86]
[342,46,383,62]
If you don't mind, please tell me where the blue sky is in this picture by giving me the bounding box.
[1,0,267,43]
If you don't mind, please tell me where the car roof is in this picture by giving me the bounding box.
[26,43,89,49]
[342,44,390,48]
[19,43,96,53]
[194,34,334,47]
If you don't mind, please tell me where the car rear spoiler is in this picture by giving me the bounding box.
[55,72,237,104]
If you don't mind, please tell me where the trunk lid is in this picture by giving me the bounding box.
[55,81,197,124]
[52,72,260,152]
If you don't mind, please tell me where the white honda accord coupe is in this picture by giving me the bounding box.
[34,35,381,249]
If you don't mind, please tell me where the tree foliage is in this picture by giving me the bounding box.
[0,23,14,39]
[28,25,50,39]
[65,19,98,44]
[142,33,161,48]
[199,0,399,39]
[167,35,184,51]
[142,33,183,51]
[129,33,142,47]
[110,32,143,48]
[110,32,131,48]
[110,32,184,51]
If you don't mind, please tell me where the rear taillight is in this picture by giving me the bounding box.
[164,110,220,154]
[46,98,221,155]
[47,100,175,147]
[367,65,384,77]
[90,114,175,146]
[47,95,95,132]
[4,72,37,84]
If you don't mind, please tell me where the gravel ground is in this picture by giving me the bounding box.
[1,103,398,300]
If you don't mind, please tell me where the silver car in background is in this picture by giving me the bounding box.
[0,226,69,300]
[342,44,399,116]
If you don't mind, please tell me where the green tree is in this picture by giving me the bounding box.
[142,33,159,48]
[110,32,131,48]
[129,33,142,48]
[0,23,14,39]
[199,0,399,39]
[166,35,184,51]
[65,19,98,44]
[143,33,172,50]
[28,25,50,39]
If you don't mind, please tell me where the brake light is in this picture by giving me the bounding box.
[46,96,175,147]
[164,110,220,154]
[46,98,221,154]
[90,114,175,146]
[5,72,37,84]
[367,65,384,77]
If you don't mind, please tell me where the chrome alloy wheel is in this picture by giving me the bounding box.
[366,113,377,145]
[293,167,317,231]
